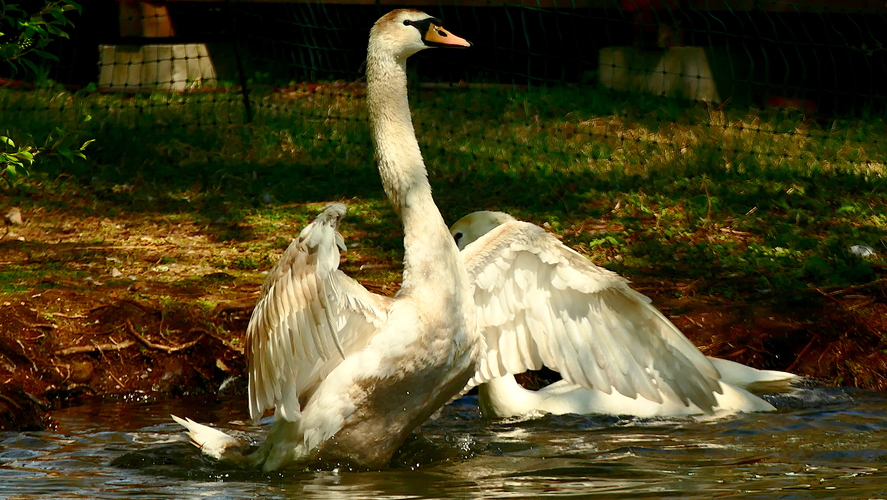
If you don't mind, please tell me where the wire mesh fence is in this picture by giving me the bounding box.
[2,0,886,199]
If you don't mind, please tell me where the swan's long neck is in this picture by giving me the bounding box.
[366,45,462,291]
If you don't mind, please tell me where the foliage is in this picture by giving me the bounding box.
[1,123,93,186]
[0,0,81,75]
[0,134,34,181]
[0,1,90,187]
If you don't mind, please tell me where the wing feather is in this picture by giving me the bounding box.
[246,203,391,423]
[461,220,722,412]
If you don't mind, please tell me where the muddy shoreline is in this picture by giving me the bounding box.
[3,279,885,431]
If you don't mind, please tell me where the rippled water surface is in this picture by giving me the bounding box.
[2,387,887,499]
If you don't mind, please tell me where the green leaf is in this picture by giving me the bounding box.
[49,8,68,24]
[1,136,15,147]
[45,24,65,36]
[20,57,38,75]
[63,2,82,14]
[34,49,57,61]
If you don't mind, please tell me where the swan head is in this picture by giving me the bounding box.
[370,9,472,60]
[450,211,516,250]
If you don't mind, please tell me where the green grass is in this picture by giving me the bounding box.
[0,262,90,294]
[2,81,885,305]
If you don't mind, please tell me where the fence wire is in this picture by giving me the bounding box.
[1,0,886,197]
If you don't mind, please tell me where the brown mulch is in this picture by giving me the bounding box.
[0,286,252,430]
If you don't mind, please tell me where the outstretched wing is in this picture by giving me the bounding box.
[460,220,722,412]
[246,203,391,423]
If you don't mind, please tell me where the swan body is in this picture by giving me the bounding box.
[174,10,479,470]
[479,373,775,418]
[451,211,798,418]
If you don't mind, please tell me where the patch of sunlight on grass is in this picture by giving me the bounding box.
[3,82,885,304]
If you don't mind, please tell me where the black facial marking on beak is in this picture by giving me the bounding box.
[405,17,444,38]
[408,16,472,48]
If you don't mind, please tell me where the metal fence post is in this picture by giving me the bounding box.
[226,0,253,123]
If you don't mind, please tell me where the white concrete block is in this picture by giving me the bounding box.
[599,46,721,103]
[98,44,218,92]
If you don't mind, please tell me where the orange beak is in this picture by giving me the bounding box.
[424,23,472,48]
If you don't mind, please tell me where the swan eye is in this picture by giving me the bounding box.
[403,20,412,26]
[453,232,463,242]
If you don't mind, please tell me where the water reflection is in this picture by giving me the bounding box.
[0,386,886,499]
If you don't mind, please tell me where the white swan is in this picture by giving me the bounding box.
[174,10,480,470]
[449,211,798,418]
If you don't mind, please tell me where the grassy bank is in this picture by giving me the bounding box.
[3,81,885,306]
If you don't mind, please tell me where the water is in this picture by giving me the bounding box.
[2,387,887,499]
